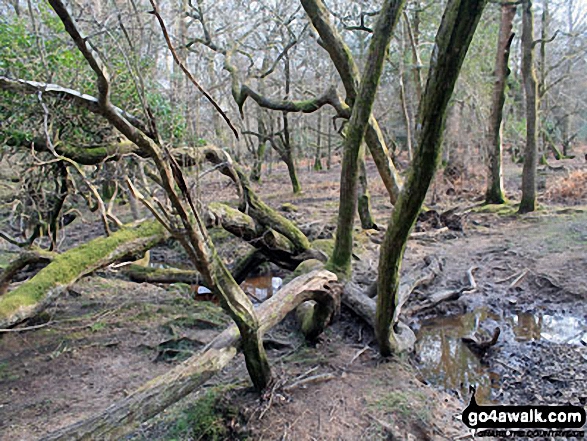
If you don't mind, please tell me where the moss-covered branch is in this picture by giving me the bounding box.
[0,220,169,329]
[235,84,350,118]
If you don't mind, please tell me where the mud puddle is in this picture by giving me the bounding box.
[414,308,587,404]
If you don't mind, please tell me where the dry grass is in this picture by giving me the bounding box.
[544,170,587,205]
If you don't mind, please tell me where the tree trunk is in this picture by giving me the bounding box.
[328,0,406,276]
[0,220,169,329]
[376,0,489,356]
[300,0,403,205]
[282,54,301,193]
[42,270,338,441]
[519,0,539,214]
[357,152,378,230]
[48,0,273,391]
[485,1,517,204]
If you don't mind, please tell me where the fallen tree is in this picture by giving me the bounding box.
[42,269,339,441]
[0,219,169,329]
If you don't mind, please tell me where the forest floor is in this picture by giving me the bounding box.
[0,148,586,440]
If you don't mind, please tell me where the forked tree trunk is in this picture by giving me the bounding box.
[376,0,489,356]
[519,0,539,214]
[485,1,517,204]
[300,0,403,205]
[357,151,378,230]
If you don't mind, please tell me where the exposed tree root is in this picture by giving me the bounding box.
[342,256,442,353]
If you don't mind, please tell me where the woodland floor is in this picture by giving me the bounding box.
[0,149,586,440]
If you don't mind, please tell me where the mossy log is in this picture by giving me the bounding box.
[122,264,203,285]
[0,220,169,329]
[203,148,311,253]
[42,269,338,441]
[0,249,57,295]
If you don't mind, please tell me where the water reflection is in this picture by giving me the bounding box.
[415,309,586,404]
[241,275,283,302]
[415,309,497,404]
[508,313,586,344]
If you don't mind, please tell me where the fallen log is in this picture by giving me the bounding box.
[122,264,204,285]
[42,269,338,441]
[0,249,57,295]
[0,220,169,329]
[207,202,326,270]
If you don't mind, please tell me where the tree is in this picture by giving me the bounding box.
[486,1,517,204]
[376,0,489,355]
[519,0,539,214]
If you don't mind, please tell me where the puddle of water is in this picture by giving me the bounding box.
[240,275,283,302]
[415,309,586,404]
[415,308,499,403]
[508,313,587,345]
[190,276,284,303]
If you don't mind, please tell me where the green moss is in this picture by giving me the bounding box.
[291,259,324,280]
[311,239,335,258]
[369,391,410,417]
[0,220,165,319]
[0,252,18,270]
[0,362,19,382]
[169,387,238,441]
[471,202,517,216]
[280,202,299,212]
[165,303,230,330]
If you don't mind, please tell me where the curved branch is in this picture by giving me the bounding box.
[148,0,239,139]
[235,84,350,118]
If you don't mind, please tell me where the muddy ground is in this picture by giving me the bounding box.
[0,151,586,440]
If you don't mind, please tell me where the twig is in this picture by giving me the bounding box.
[508,269,529,289]
[495,270,523,284]
[148,0,239,139]
[348,345,370,365]
[0,322,52,333]
[283,373,337,391]
[466,266,478,291]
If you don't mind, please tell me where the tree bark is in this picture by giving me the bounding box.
[485,1,517,204]
[328,0,406,276]
[48,0,272,390]
[376,0,489,356]
[357,152,378,230]
[519,0,539,214]
[42,270,339,441]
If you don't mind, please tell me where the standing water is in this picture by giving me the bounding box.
[415,308,587,403]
